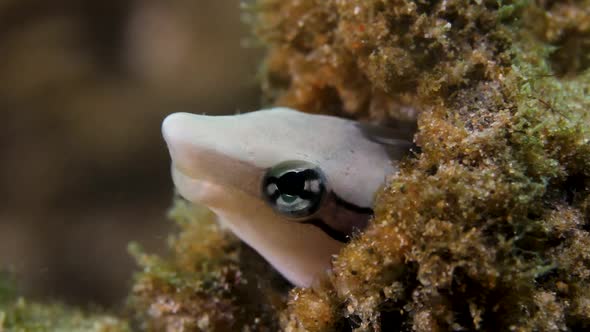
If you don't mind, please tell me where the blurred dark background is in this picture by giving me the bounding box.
[0,0,261,308]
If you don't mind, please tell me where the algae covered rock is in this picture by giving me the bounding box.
[0,300,129,332]
[128,200,288,331]
[122,0,590,330]
[0,274,129,332]
[250,0,590,330]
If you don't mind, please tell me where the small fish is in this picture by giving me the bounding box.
[162,108,414,287]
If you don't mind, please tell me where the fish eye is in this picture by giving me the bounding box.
[261,160,328,219]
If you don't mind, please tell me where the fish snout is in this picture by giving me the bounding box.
[162,112,263,204]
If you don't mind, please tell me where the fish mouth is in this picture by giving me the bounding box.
[170,166,230,208]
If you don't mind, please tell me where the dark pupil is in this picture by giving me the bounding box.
[262,161,326,219]
[277,172,307,197]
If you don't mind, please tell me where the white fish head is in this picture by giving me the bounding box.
[162,107,412,286]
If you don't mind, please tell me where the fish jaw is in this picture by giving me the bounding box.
[170,167,342,286]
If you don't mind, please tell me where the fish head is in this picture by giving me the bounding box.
[162,107,412,286]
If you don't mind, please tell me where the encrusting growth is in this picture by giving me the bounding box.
[250,0,590,330]
[69,0,589,331]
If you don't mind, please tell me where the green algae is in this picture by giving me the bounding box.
[0,279,128,332]
[0,299,129,332]
[127,199,287,331]
[0,272,129,331]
